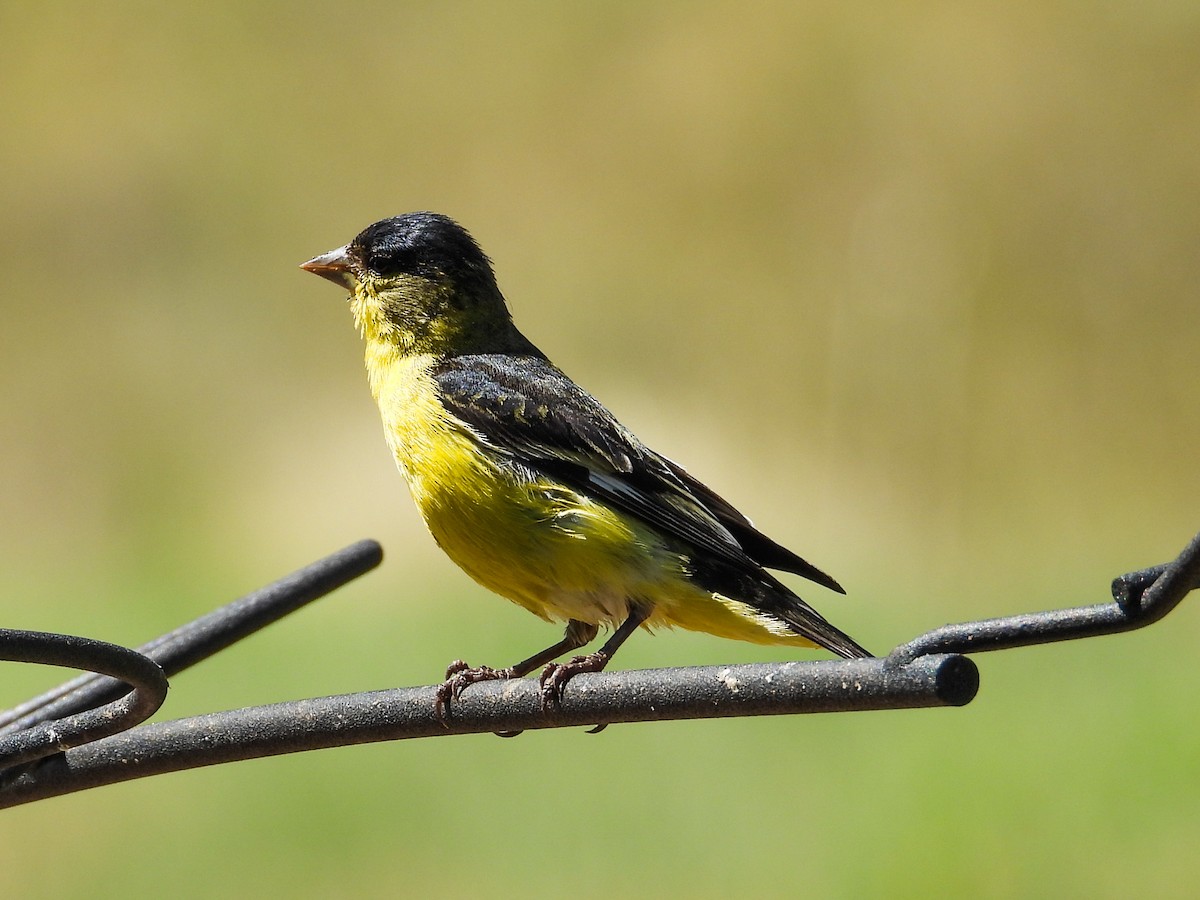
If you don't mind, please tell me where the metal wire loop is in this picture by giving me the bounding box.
[0,631,167,771]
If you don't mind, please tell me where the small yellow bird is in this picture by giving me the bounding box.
[302,213,869,715]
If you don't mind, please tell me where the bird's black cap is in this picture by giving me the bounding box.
[350,213,498,293]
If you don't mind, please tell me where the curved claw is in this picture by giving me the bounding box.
[434,661,516,726]
[538,650,611,709]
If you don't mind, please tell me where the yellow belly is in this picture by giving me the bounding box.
[370,351,818,647]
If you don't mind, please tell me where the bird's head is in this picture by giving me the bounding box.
[302,212,519,356]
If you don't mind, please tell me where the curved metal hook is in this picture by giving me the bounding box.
[0,631,167,771]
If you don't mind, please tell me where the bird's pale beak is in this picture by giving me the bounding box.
[300,245,353,286]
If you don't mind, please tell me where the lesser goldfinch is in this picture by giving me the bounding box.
[302,213,869,715]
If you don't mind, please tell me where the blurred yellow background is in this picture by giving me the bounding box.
[2,2,1198,896]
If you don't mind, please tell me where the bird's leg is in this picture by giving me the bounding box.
[540,605,651,709]
[435,619,599,723]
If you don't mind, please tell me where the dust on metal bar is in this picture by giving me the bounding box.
[0,653,975,808]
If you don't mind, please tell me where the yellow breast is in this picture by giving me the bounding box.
[368,351,472,492]
[367,351,656,623]
[364,349,820,647]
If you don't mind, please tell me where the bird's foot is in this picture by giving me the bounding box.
[539,650,610,710]
[435,660,517,725]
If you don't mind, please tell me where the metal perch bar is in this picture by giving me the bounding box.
[0,530,1195,810]
[0,653,975,808]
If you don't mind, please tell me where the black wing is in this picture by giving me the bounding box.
[659,459,844,593]
[431,354,842,592]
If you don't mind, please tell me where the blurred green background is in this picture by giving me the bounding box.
[2,2,1198,896]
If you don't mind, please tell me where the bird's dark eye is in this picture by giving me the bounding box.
[365,245,422,277]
